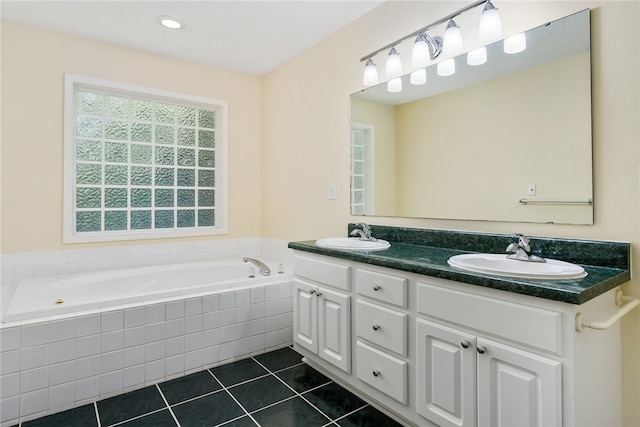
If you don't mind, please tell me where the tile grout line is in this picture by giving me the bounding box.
[107,407,169,427]
[331,403,370,425]
[251,355,335,424]
[155,383,182,427]
[94,401,102,427]
[206,368,261,426]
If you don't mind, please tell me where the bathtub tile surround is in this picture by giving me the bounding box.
[0,238,294,426]
[289,224,630,304]
[0,237,294,304]
[13,347,403,427]
[1,284,294,425]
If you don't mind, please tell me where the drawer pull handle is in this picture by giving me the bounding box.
[372,324,381,331]
[477,345,486,355]
[372,370,381,377]
[461,340,470,349]
[373,284,381,291]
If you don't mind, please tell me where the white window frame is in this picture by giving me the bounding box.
[63,74,228,243]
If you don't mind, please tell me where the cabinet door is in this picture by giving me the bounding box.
[293,279,318,353]
[416,319,476,427]
[318,286,351,373]
[477,337,561,427]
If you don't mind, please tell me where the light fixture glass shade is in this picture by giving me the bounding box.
[387,77,403,93]
[385,47,403,78]
[362,59,379,86]
[504,33,527,54]
[467,47,487,66]
[443,20,463,55]
[437,58,455,76]
[479,1,502,41]
[410,69,427,85]
[412,34,431,68]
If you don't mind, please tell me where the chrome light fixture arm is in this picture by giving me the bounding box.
[359,0,487,63]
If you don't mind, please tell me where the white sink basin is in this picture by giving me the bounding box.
[448,253,587,280]
[315,237,390,251]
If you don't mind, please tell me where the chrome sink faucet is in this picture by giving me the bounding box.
[242,257,271,276]
[506,234,546,263]
[350,223,378,241]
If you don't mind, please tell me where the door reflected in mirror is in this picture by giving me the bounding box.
[350,10,592,225]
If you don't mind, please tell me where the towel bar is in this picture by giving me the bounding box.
[575,288,639,332]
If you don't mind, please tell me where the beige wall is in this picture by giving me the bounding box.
[395,52,592,223]
[261,1,639,424]
[1,20,263,253]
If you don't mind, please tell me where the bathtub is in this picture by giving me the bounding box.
[1,258,288,323]
[0,256,295,425]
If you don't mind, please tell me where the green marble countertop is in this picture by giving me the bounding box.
[289,233,630,305]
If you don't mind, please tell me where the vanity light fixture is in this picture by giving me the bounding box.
[478,0,502,41]
[411,34,430,67]
[363,59,379,86]
[158,15,184,30]
[410,69,427,85]
[504,32,526,54]
[385,47,403,78]
[467,46,487,65]
[443,19,463,55]
[359,0,502,90]
[412,33,443,68]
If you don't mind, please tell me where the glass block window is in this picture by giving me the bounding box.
[350,125,373,216]
[64,74,228,242]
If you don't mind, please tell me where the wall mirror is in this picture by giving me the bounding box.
[350,9,592,225]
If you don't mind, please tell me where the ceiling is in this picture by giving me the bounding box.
[1,0,384,76]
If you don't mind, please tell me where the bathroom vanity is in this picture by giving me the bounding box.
[289,225,631,427]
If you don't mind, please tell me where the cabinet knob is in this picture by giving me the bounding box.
[461,340,470,349]
[372,370,381,377]
[309,289,316,295]
[373,284,381,291]
[477,345,486,355]
[315,291,322,297]
[372,324,381,331]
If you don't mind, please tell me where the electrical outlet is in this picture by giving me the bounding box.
[527,184,537,196]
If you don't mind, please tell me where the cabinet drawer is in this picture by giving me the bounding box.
[356,268,407,308]
[294,255,351,291]
[417,282,562,355]
[356,341,408,404]
[356,300,407,356]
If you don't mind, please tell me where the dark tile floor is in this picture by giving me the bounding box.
[17,347,405,427]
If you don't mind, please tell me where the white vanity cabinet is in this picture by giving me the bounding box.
[293,255,352,373]
[416,319,561,427]
[355,268,409,404]
[291,251,623,427]
[416,280,563,427]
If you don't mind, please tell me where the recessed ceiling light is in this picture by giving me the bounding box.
[159,16,184,30]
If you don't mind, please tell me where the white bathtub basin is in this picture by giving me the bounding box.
[448,253,587,280]
[315,237,390,251]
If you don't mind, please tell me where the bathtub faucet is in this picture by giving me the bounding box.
[242,258,271,276]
